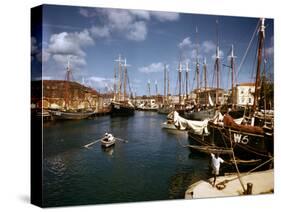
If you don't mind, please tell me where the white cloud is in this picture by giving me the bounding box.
[42,76,53,80]
[129,10,150,20]
[34,76,53,80]
[139,62,164,73]
[104,9,134,30]
[202,40,216,53]
[212,49,224,60]
[52,54,87,67]
[178,37,192,48]
[126,21,147,41]
[150,11,180,22]
[48,30,94,57]
[78,8,180,42]
[88,76,114,89]
[90,26,110,38]
[79,8,88,17]
[79,8,91,17]
[89,76,114,82]
[46,29,94,69]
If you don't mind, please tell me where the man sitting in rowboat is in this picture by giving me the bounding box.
[104,132,109,140]
[108,133,114,142]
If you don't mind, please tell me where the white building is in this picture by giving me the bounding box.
[234,83,255,106]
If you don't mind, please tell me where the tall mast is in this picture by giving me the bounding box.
[215,46,220,105]
[64,56,71,109]
[178,62,182,104]
[215,20,220,105]
[185,62,189,99]
[65,56,71,82]
[195,26,200,104]
[164,64,167,104]
[167,69,170,102]
[113,62,117,100]
[147,80,151,98]
[203,58,208,105]
[230,45,236,109]
[114,55,124,101]
[123,58,127,101]
[155,80,158,96]
[253,18,266,112]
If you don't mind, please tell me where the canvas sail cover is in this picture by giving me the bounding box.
[223,114,264,134]
[173,111,209,134]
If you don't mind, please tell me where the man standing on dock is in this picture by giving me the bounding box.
[210,153,224,187]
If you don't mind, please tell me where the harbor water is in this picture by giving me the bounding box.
[43,111,210,207]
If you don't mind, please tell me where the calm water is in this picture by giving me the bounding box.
[43,111,210,207]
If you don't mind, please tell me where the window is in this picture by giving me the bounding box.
[249,98,251,103]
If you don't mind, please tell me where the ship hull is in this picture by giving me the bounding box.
[158,107,173,114]
[110,102,135,116]
[50,110,95,120]
[188,123,273,161]
[184,108,215,121]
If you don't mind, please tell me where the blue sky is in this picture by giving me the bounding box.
[31,4,274,96]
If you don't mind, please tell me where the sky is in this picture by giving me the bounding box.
[31,4,274,96]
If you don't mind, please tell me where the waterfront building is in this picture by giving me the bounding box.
[233,82,255,106]
[31,80,102,111]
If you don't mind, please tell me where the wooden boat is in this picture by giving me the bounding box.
[111,101,135,116]
[184,107,215,121]
[49,58,96,120]
[50,110,95,120]
[161,121,178,130]
[111,56,135,116]
[101,136,116,148]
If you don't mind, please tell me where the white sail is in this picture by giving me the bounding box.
[208,94,214,106]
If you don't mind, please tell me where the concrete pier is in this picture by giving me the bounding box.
[185,169,274,199]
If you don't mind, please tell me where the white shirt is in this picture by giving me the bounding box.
[108,134,114,141]
[211,153,224,171]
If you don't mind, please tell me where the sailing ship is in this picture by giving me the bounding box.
[158,64,173,114]
[183,27,217,121]
[50,58,95,120]
[137,80,159,111]
[186,18,274,164]
[111,55,135,116]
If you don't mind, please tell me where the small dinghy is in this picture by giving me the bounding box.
[101,133,116,148]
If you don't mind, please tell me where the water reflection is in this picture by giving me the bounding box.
[43,111,211,206]
[102,146,115,156]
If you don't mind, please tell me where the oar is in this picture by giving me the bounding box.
[115,137,129,143]
[83,138,102,148]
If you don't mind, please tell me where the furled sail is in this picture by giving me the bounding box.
[208,94,214,106]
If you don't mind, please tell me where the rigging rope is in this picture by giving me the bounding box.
[236,20,260,79]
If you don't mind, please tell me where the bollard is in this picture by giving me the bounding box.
[246,182,253,194]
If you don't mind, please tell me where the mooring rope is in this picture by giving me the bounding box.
[229,128,246,193]
[217,157,274,187]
